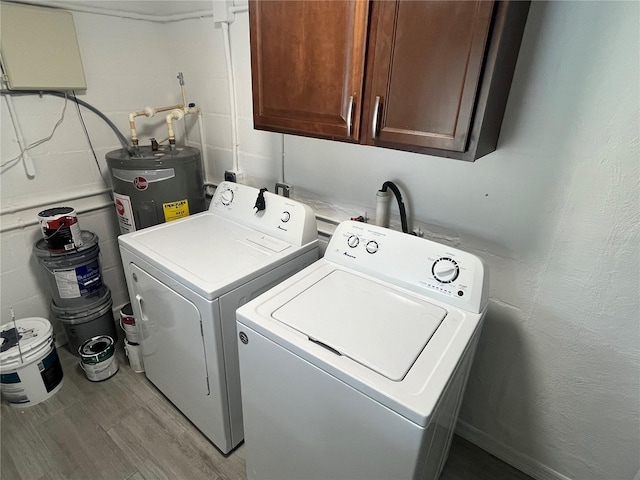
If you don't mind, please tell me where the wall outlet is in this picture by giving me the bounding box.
[224,169,245,183]
[275,182,292,197]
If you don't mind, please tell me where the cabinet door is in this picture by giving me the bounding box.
[366,1,494,152]
[249,0,369,140]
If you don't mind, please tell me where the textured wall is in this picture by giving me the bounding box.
[225,3,640,479]
[0,12,216,335]
[1,2,638,479]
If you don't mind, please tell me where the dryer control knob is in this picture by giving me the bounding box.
[347,235,359,248]
[432,257,459,284]
[220,189,234,206]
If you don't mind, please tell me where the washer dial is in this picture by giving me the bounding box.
[432,257,459,284]
[347,235,359,248]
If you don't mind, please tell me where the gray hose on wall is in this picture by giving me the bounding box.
[1,89,131,151]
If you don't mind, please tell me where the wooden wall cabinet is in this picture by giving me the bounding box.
[249,0,530,161]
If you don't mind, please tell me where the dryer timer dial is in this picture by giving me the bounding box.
[220,188,234,206]
[432,257,459,284]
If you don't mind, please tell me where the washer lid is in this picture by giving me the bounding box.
[273,270,447,381]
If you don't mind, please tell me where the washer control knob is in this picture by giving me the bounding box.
[281,211,291,223]
[220,188,234,206]
[347,235,359,248]
[366,241,379,254]
[432,257,459,284]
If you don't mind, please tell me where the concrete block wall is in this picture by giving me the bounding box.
[0,11,223,332]
[1,2,638,480]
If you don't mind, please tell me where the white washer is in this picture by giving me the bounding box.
[118,182,318,454]
[236,220,489,480]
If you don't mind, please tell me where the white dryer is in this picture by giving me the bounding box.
[118,182,318,454]
[236,220,488,480]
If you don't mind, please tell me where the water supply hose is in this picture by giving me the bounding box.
[0,89,130,151]
[379,181,409,234]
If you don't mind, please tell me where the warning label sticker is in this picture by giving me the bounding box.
[114,193,136,234]
[163,199,190,223]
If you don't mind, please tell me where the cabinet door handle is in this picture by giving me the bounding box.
[372,95,381,139]
[346,95,355,137]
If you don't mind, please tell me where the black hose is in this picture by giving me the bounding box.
[1,89,131,151]
[381,181,409,234]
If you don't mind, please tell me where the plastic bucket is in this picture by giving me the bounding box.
[79,335,118,382]
[119,303,140,343]
[124,339,144,373]
[33,231,105,309]
[50,287,117,357]
[38,207,83,252]
[0,317,64,407]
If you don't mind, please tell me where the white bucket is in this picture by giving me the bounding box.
[119,303,140,344]
[78,335,118,382]
[38,206,83,252]
[124,339,144,373]
[0,317,64,407]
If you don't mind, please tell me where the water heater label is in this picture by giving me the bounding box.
[163,199,190,223]
[114,193,137,234]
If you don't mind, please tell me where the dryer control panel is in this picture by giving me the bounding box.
[325,221,488,313]
[210,182,318,247]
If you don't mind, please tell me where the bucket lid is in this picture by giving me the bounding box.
[38,206,76,218]
[50,286,112,321]
[0,317,53,365]
[79,335,114,361]
[33,230,99,259]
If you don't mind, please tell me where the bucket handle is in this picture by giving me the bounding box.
[41,223,66,240]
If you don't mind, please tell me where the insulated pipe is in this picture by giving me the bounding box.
[128,110,144,145]
[166,109,186,147]
[281,134,286,184]
[129,103,183,145]
[222,21,240,172]
[165,106,200,149]
[375,189,390,227]
[197,111,212,186]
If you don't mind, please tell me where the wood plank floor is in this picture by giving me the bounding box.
[1,341,534,480]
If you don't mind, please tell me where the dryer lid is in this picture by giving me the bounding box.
[120,214,296,299]
[273,270,447,381]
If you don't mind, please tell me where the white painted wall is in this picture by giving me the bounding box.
[0,10,192,340]
[1,2,638,480]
